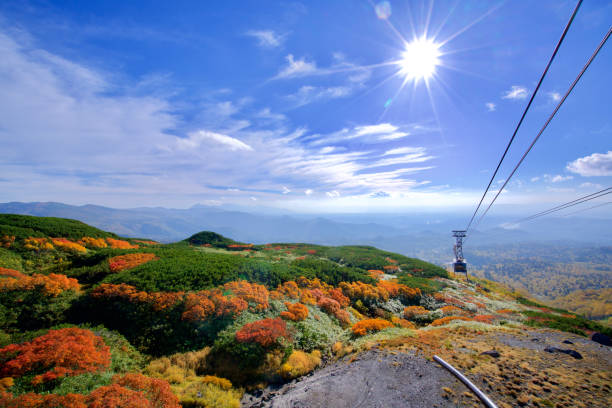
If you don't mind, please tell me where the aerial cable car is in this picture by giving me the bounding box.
[451,230,467,276]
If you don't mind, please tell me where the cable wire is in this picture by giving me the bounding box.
[464,0,583,233]
[471,26,612,231]
[562,201,611,217]
[513,188,611,224]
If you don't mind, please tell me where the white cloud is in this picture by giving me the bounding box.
[567,151,612,176]
[320,146,335,154]
[305,189,313,196]
[276,54,317,78]
[502,85,528,100]
[354,123,397,137]
[485,102,496,111]
[548,91,561,102]
[530,176,540,182]
[282,186,291,194]
[383,147,423,156]
[326,190,340,198]
[288,85,352,106]
[246,30,285,48]
[579,182,603,189]
[177,130,253,151]
[550,174,573,183]
[250,196,258,201]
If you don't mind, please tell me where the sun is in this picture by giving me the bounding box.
[397,37,441,82]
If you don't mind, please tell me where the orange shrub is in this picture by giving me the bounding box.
[403,305,428,319]
[496,309,517,314]
[111,373,180,408]
[386,257,398,264]
[51,238,87,253]
[306,249,317,255]
[351,318,393,336]
[368,270,384,280]
[2,393,87,408]
[340,281,388,303]
[0,272,80,296]
[383,265,399,272]
[91,284,183,312]
[270,281,300,299]
[108,253,158,273]
[0,328,110,385]
[223,280,269,311]
[281,302,308,322]
[78,237,108,248]
[377,280,421,302]
[106,238,138,249]
[430,316,472,327]
[235,318,288,347]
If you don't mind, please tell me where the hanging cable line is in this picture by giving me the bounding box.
[562,201,611,217]
[464,0,583,234]
[471,26,612,231]
[512,188,611,224]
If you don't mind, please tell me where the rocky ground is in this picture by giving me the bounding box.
[242,326,612,408]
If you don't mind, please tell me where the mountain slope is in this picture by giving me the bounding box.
[1,215,610,407]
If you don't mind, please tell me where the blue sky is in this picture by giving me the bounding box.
[0,0,610,222]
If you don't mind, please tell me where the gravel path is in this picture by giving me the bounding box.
[241,348,465,408]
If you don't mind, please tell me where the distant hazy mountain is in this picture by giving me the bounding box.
[1,202,610,257]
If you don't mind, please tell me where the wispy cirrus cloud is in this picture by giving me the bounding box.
[275,54,317,78]
[502,85,528,100]
[485,102,496,111]
[246,30,286,48]
[176,130,253,151]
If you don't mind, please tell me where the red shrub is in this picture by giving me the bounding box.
[0,328,110,384]
[473,315,495,324]
[235,318,288,347]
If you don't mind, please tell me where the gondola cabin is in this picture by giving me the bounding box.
[453,260,467,274]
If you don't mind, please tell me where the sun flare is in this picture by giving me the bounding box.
[397,37,441,81]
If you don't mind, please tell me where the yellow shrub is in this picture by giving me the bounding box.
[179,382,241,408]
[279,350,322,379]
[0,377,14,391]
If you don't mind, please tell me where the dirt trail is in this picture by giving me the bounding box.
[242,347,465,408]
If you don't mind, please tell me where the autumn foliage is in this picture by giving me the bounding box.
[0,328,110,385]
[79,237,108,248]
[280,302,309,322]
[51,238,87,253]
[0,269,80,296]
[105,238,139,249]
[1,235,15,248]
[23,237,54,251]
[351,318,394,336]
[235,318,288,347]
[1,374,179,408]
[108,253,159,273]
